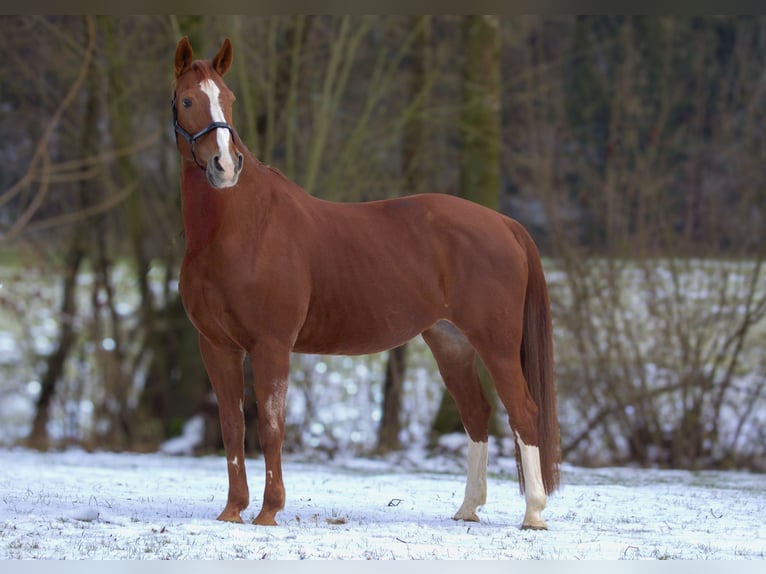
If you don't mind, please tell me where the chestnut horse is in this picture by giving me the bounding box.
[172,37,560,530]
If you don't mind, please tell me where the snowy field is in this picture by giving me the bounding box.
[0,447,764,560]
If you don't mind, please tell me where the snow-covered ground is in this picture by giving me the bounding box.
[0,447,764,560]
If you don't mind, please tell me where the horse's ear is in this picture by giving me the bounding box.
[212,38,233,77]
[175,36,194,78]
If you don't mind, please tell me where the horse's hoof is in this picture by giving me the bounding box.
[253,513,278,526]
[216,511,244,524]
[452,510,481,522]
[521,521,548,531]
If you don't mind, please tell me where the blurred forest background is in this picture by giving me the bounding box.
[0,15,765,471]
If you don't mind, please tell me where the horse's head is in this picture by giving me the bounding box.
[173,37,244,189]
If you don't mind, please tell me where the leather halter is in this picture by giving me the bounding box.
[172,95,236,170]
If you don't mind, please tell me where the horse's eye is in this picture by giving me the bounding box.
[182,98,192,108]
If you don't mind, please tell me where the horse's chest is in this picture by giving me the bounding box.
[179,258,231,339]
[179,251,292,350]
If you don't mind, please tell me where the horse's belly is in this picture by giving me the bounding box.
[293,227,448,355]
[293,299,435,356]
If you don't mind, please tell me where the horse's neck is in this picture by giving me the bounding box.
[180,156,305,258]
[180,165,226,258]
[179,149,323,261]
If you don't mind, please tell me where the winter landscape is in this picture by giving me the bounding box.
[2,252,764,561]
[2,15,766,564]
[1,445,764,560]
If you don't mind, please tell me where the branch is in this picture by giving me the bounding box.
[0,15,96,241]
[24,182,136,234]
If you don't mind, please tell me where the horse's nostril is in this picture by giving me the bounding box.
[236,153,244,172]
[213,156,224,172]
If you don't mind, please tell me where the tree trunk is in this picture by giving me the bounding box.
[459,15,501,206]
[377,344,408,453]
[26,235,85,449]
[432,15,503,440]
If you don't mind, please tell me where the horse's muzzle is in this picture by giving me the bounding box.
[207,150,244,189]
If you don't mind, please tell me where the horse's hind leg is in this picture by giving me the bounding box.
[422,320,492,522]
[472,341,548,530]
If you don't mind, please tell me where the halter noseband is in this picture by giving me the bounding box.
[172,95,236,170]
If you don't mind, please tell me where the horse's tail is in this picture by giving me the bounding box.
[510,220,561,495]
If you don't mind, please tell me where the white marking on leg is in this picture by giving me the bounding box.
[453,439,488,522]
[230,456,240,475]
[516,432,548,530]
[238,398,244,414]
[199,79,237,180]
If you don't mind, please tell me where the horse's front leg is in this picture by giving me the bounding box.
[250,342,290,525]
[198,335,248,523]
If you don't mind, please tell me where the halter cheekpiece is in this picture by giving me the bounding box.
[172,95,236,170]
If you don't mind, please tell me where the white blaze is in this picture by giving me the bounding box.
[199,79,236,174]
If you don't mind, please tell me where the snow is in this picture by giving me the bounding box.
[1,447,764,560]
[159,416,205,456]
